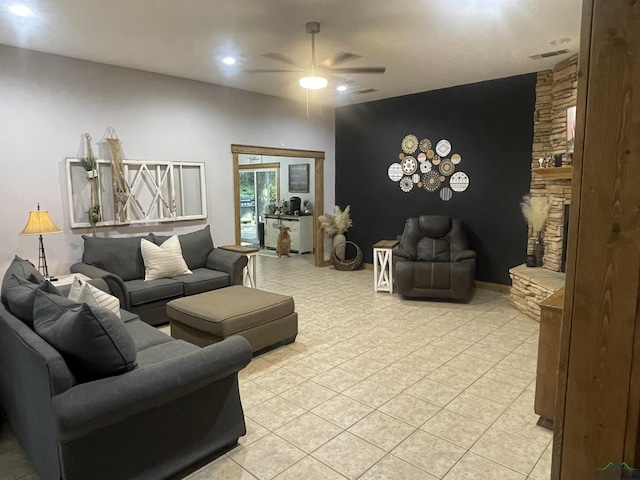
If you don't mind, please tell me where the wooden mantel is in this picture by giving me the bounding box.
[532,166,573,180]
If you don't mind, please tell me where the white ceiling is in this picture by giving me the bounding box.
[0,0,582,107]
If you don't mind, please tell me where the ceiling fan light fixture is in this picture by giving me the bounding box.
[336,85,348,92]
[299,76,328,90]
[222,56,236,65]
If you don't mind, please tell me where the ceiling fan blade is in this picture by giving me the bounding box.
[327,52,361,66]
[245,68,304,73]
[329,67,386,74]
[262,53,304,69]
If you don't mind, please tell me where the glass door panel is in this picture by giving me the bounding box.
[239,168,277,246]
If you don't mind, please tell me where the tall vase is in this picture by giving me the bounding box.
[533,233,545,267]
[333,233,346,261]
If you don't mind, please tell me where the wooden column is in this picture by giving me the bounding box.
[553,0,640,478]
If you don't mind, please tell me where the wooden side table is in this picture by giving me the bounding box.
[219,245,259,288]
[373,240,398,293]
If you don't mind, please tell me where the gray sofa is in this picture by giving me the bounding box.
[71,225,248,326]
[0,256,253,480]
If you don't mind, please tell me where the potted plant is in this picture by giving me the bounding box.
[521,195,550,267]
[318,205,353,260]
[82,133,101,235]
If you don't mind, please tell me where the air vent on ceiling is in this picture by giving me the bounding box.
[354,88,377,95]
[529,49,570,60]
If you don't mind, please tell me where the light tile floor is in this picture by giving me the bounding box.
[0,253,553,479]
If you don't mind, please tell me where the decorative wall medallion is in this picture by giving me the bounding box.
[418,182,423,188]
[423,171,441,192]
[417,152,427,162]
[440,187,453,201]
[412,173,420,183]
[426,149,435,159]
[401,156,417,175]
[451,153,462,164]
[450,171,470,192]
[432,156,441,166]
[439,175,445,182]
[402,134,419,154]
[439,159,455,176]
[399,153,405,160]
[420,161,432,173]
[400,176,414,192]
[435,139,452,157]
[419,138,432,152]
[388,163,403,181]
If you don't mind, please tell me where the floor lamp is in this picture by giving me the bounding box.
[20,204,61,279]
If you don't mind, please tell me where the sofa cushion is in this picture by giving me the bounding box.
[4,275,61,327]
[125,278,183,307]
[33,290,137,381]
[124,319,173,352]
[141,237,192,281]
[174,268,229,296]
[82,235,150,281]
[152,225,214,270]
[1,256,45,306]
[68,277,121,317]
[134,339,199,368]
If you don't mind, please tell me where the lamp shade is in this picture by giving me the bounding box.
[20,209,61,236]
[299,76,328,90]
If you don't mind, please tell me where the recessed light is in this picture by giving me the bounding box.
[222,57,236,65]
[336,85,348,92]
[550,37,571,46]
[8,4,33,17]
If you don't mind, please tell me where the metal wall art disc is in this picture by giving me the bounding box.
[435,139,452,157]
[417,152,427,162]
[388,163,403,182]
[439,175,445,182]
[423,171,441,192]
[451,153,462,164]
[450,171,470,192]
[420,161,432,173]
[426,149,435,159]
[432,157,441,166]
[439,159,455,176]
[402,134,419,154]
[412,173,421,183]
[401,156,417,175]
[400,176,414,192]
[440,187,453,201]
[419,138,432,152]
[399,153,405,160]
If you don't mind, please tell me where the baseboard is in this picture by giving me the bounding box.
[475,281,511,294]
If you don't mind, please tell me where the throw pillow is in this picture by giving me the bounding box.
[1,255,45,305]
[33,290,137,381]
[151,226,214,270]
[4,275,61,327]
[140,236,192,281]
[68,277,121,317]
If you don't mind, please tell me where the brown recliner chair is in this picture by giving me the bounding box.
[393,215,476,300]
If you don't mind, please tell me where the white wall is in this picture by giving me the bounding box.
[0,45,335,275]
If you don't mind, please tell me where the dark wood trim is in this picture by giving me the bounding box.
[231,144,325,159]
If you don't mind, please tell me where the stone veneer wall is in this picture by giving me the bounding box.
[510,54,578,318]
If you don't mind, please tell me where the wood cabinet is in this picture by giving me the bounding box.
[264,215,314,254]
[535,287,564,429]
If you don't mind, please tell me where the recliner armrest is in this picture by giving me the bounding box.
[393,247,414,261]
[52,335,252,440]
[70,263,129,309]
[206,249,248,285]
[451,250,477,262]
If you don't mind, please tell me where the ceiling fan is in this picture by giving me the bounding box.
[246,21,386,90]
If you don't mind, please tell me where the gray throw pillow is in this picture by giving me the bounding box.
[1,255,45,305]
[152,225,214,270]
[3,275,61,327]
[82,235,151,281]
[33,290,137,381]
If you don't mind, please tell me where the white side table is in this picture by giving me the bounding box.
[373,240,398,293]
[219,245,259,288]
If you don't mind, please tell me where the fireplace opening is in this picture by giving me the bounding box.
[561,204,570,273]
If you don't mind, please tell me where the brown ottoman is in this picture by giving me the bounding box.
[167,286,298,352]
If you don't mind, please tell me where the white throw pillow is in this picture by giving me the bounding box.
[68,277,121,318]
[140,236,192,281]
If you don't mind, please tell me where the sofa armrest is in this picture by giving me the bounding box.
[206,249,248,285]
[52,335,252,440]
[70,263,130,309]
[451,250,477,262]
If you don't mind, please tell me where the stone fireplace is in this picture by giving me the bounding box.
[510,54,577,319]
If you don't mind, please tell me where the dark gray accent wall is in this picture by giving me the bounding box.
[335,74,536,285]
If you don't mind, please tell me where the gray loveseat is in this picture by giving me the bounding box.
[0,256,253,480]
[71,225,248,326]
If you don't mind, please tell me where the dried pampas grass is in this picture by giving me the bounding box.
[521,195,550,232]
[318,205,353,236]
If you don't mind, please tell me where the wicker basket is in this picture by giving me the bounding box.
[331,241,363,271]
